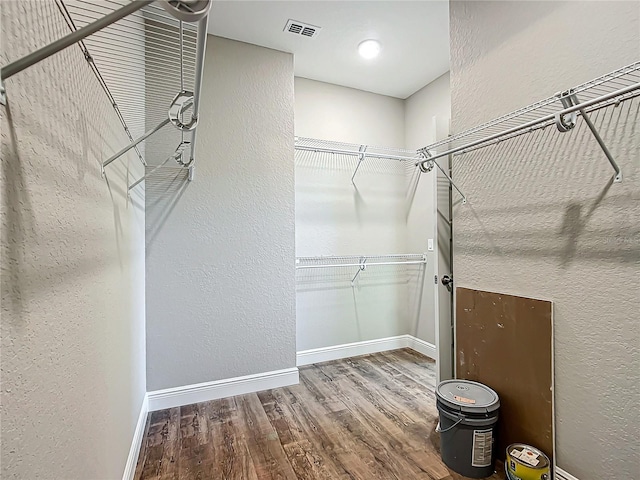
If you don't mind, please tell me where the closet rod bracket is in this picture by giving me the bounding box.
[351,145,367,185]
[555,89,579,132]
[351,257,367,285]
[103,100,193,170]
[556,89,622,183]
[419,158,434,173]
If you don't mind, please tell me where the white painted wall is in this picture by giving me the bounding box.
[405,73,451,151]
[1,1,146,478]
[146,36,296,391]
[449,2,640,478]
[294,77,430,351]
[295,77,405,146]
[404,72,452,344]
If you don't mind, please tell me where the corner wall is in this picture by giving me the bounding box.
[1,1,146,478]
[449,1,639,478]
[404,72,452,344]
[145,36,296,391]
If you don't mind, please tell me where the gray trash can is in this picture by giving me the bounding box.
[436,380,500,478]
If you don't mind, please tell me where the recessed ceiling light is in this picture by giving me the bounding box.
[358,39,381,59]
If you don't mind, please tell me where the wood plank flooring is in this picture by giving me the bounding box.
[134,349,503,480]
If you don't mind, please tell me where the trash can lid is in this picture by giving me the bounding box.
[436,380,500,413]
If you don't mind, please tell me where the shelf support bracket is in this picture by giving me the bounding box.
[556,89,622,183]
[103,118,170,170]
[351,257,367,285]
[103,99,192,170]
[419,151,467,204]
[351,145,367,185]
[0,78,6,106]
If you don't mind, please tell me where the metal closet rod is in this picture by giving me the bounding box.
[420,63,640,153]
[417,81,640,167]
[296,254,427,285]
[296,260,427,269]
[1,0,154,80]
[295,144,417,162]
[295,255,427,269]
[2,0,209,179]
[444,89,640,158]
[296,141,418,185]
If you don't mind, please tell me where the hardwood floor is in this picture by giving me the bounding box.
[134,349,503,480]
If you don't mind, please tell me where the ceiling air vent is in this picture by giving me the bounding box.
[284,19,321,38]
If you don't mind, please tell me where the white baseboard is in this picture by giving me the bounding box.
[555,467,580,480]
[297,335,407,366]
[297,335,437,366]
[122,394,149,480]
[145,335,435,413]
[407,336,437,359]
[147,367,300,412]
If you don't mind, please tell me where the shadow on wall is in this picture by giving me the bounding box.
[296,148,421,234]
[296,265,426,344]
[145,167,190,255]
[558,176,613,267]
[1,101,34,321]
[453,98,640,266]
[1,0,141,322]
[404,162,422,221]
[407,265,428,338]
[296,265,427,338]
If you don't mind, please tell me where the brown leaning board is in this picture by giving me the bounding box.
[456,287,553,462]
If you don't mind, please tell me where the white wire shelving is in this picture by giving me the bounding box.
[296,254,427,285]
[1,0,211,190]
[417,62,640,185]
[295,137,420,185]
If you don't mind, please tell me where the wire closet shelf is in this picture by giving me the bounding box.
[296,254,427,285]
[417,62,640,185]
[295,136,466,201]
[295,137,420,185]
[0,0,212,190]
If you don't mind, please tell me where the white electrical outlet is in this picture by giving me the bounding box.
[427,239,434,251]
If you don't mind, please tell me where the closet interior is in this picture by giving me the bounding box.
[2,1,638,480]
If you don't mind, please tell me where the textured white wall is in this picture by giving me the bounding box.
[404,72,452,344]
[146,36,296,390]
[1,1,146,479]
[294,78,425,350]
[450,2,639,478]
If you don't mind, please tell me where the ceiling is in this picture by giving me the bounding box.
[208,1,450,99]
